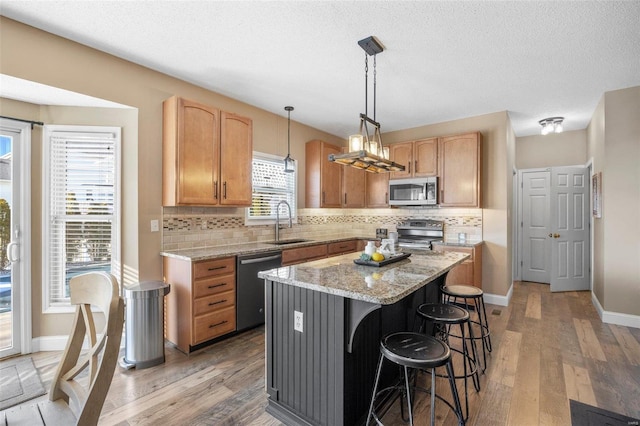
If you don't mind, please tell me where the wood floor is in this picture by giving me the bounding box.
[2,281,639,425]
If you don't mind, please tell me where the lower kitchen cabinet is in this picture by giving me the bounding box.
[282,243,328,266]
[433,243,483,288]
[164,256,236,353]
[327,240,358,256]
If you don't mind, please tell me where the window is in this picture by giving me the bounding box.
[43,126,120,311]
[246,152,296,224]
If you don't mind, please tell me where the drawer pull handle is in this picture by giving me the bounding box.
[208,283,227,289]
[209,320,228,329]
[207,265,226,271]
[209,299,227,306]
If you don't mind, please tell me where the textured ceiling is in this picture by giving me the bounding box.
[1,1,639,137]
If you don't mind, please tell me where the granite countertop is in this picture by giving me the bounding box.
[257,249,469,305]
[433,240,484,248]
[160,234,374,261]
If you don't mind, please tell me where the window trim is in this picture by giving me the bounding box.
[245,151,297,226]
[42,125,121,313]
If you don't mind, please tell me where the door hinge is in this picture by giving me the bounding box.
[520,260,523,266]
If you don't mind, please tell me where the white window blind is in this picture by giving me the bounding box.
[247,153,296,222]
[43,127,120,308]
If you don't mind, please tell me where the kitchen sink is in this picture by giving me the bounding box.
[268,238,310,246]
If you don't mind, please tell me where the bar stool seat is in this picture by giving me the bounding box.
[366,332,465,426]
[417,303,480,421]
[441,285,492,372]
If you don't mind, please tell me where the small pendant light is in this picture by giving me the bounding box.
[283,106,295,173]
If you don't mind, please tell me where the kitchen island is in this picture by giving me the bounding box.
[258,249,469,426]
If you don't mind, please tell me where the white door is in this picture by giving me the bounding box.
[0,118,31,358]
[521,170,551,283]
[550,167,590,292]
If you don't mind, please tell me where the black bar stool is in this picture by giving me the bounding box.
[417,303,480,421]
[441,285,492,372]
[366,332,465,426]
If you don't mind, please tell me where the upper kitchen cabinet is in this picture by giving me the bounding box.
[341,148,366,208]
[305,140,343,208]
[438,132,482,207]
[163,96,253,206]
[389,138,438,179]
[366,172,389,208]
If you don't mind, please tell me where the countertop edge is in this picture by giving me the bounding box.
[258,251,470,305]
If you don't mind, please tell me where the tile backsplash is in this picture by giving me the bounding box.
[162,206,482,251]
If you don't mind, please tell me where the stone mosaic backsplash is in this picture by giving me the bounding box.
[162,207,483,251]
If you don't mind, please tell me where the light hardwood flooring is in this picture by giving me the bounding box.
[2,281,639,425]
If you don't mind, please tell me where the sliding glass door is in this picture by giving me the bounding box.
[0,118,31,359]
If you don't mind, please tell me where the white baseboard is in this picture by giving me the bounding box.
[591,292,640,329]
[32,335,69,352]
[483,283,513,306]
[32,333,124,352]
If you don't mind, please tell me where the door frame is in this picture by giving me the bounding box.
[514,164,593,291]
[0,118,32,357]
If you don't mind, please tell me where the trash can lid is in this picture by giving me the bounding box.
[123,281,170,298]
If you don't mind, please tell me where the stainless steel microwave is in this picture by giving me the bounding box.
[389,177,438,206]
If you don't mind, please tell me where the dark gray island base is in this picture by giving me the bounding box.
[258,250,469,426]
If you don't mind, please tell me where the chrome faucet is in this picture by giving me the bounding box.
[275,200,293,242]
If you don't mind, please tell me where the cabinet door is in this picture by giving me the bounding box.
[306,140,343,208]
[389,142,413,179]
[321,143,343,207]
[413,138,438,177]
[343,148,366,208]
[175,98,220,205]
[366,172,389,207]
[439,132,481,207]
[220,112,253,206]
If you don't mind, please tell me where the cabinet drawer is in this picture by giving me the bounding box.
[193,290,235,316]
[194,257,235,279]
[193,273,236,298]
[327,240,357,255]
[282,244,328,265]
[194,306,236,343]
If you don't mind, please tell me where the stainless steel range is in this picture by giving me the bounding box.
[396,219,444,250]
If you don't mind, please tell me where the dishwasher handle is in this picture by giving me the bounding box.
[239,254,282,265]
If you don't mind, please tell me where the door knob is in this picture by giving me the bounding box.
[554,233,560,238]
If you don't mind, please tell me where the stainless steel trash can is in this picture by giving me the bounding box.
[120,281,170,369]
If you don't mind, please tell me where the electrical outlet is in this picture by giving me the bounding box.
[294,311,303,333]
[150,219,159,232]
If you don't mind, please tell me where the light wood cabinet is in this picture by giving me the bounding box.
[164,256,236,353]
[327,240,358,256]
[366,172,389,208]
[433,243,483,288]
[389,138,438,179]
[282,243,328,266]
[438,132,482,207]
[163,96,253,206]
[305,140,343,208]
[342,148,366,208]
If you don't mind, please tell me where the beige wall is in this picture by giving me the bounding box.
[587,96,606,304]
[516,129,587,169]
[0,17,343,338]
[383,111,513,297]
[597,87,640,315]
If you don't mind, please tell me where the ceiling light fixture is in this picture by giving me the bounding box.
[283,106,295,173]
[538,117,564,135]
[329,36,405,173]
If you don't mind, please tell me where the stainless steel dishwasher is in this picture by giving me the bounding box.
[236,251,282,331]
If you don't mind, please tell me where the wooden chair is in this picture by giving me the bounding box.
[2,272,124,425]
